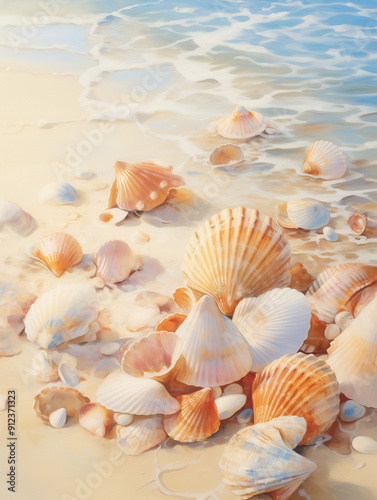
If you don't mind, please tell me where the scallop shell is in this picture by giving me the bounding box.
[95,240,137,284]
[182,207,292,315]
[233,288,311,371]
[252,353,340,445]
[38,182,77,205]
[34,385,89,423]
[108,160,185,212]
[302,140,347,179]
[210,144,244,166]
[117,417,167,455]
[162,387,220,442]
[174,295,252,387]
[24,284,99,349]
[79,403,114,437]
[0,198,35,236]
[120,330,182,382]
[96,370,180,415]
[172,287,197,314]
[31,350,59,382]
[98,208,128,225]
[348,211,367,235]
[49,408,67,428]
[216,106,266,139]
[155,313,186,332]
[276,199,330,230]
[219,418,317,500]
[28,233,82,277]
[327,295,377,408]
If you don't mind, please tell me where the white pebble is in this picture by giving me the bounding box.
[100,343,120,356]
[352,436,377,454]
[0,394,8,410]
[130,231,150,244]
[215,394,247,420]
[223,383,243,396]
[114,413,134,426]
[324,323,341,341]
[237,408,253,424]
[335,311,354,331]
[49,408,67,428]
[340,400,366,422]
[323,226,338,242]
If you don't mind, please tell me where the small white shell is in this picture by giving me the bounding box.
[277,199,330,230]
[215,394,247,420]
[324,324,341,341]
[100,343,120,356]
[335,311,354,331]
[223,383,243,396]
[58,363,80,387]
[130,231,150,244]
[38,182,77,205]
[237,408,253,424]
[352,436,377,454]
[98,208,128,225]
[114,413,134,426]
[0,198,35,236]
[340,401,366,422]
[0,394,8,410]
[323,226,338,242]
[49,408,67,428]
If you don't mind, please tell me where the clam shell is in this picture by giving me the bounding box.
[34,385,89,423]
[277,199,330,230]
[174,295,252,387]
[339,401,366,423]
[108,160,185,212]
[252,353,340,445]
[79,403,114,437]
[38,182,77,205]
[117,417,166,455]
[49,408,67,428]
[216,106,266,139]
[162,387,220,442]
[155,313,186,332]
[182,207,291,315]
[352,436,377,454]
[98,208,128,225]
[25,284,99,349]
[323,226,337,242]
[215,394,246,420]
[96,370,180,415]
[233,288,311,371]
[348,211,367,235]
[324,323,341,341]
[0,198,35,236]
[28,232,82,277]
[210,144,244,166]
[31,350,59,382]
[172,287,196,314]
[95,240,136,284]
[302,140,347,180]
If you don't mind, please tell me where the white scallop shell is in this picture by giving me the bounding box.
[0,198,35,236]
[302,140,347,180]
[117,417,166,455]
[215,394,246,420]
[38,182,77,205]
[277,199,330,230]
[95,240,136,284]
[49,408,67,428]
[216,106,266,139]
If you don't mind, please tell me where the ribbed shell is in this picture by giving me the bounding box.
[108,160,185,212]
[216,106,266,139]
[307,263,377,323]
[96,370,180,415]
[95,240,136,284]
[172,287,197,314]
[276,200,330,230]
[174,295,252,387]
[182,207,292,315]
[34,385,90,423]
[163,387,220,442]
[30,232,82,277]
[117,417,167,455]
[155,313,187,333]
[0,198,35,236]
[232,288,312,371]
[302,140,347,180]
[79,403,114,437]
[210,144,244,165]
[219,419,317,500]
[327,295,377,408]
[252,353,340,445]
[24,285,99,349]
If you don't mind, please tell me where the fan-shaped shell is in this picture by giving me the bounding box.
[219,418,317,500]
[94,240,136,284]
[155,313,186,332]
[210,144,244,166]
[34,385,89,423]
[277,199,330,230]
[96,370,180,415]
[252,353,340,445]
[302,140,347,180]
[31,350,59,382]
[327,295,377,408]
[108,160,185,212]
[348,211,367,235]
[182,207,292,315]
[79,403,114,437]
[24,284,99,349]
[38,182,77,205]
[163,387,220,442]
[172,287,197,314]
[0,198,35,236]
[117,417,166,455]
[216,106,266,140]
[28,232,82,277]
[233,288,312,371]
[174,295,252,387]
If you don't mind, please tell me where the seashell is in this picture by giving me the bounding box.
[25,284,99,349]
[95,240,136,284]
[34,385,90,423]
[117,417,166,455]
[323,226,337,242]
[162,387,220,442]
[31,350,59,382]
[264,415,309,449]
[182,207,291,315]
[348,211,367,235]
[345,282,377,317]
[172,287,197,314]
[352,436,377,454]
[100,342,120,356]
[233,288,311,371]
[302,140,347,180]
[327,295,377,408]
[96,370,180,415]
[155,313,186,332]
[276,199,330,230]
[219,417,317,500]
[114,413,134,426]
[38,182,77,205]
[58,363,80,387]
[215,394,246,420]
[174,295,252,387]
[237,408,253,424]
[108,160,185,212]
[324,323,341,341]
[211,386,222,399]
[222,383,243,396]
[120,331,182,383]
[216,106,266,140]
[210,144,244,166]
[28,232,82,277]
[49,408,67,428]
[135,291,173,311]
[125,304,161,332]
[252,353,340,445]
[130,231,150,244]
[98,208,128,225]
[289,262,314,293]
[339,401,366,423]
[79,403,114,437]
[335,311,354,331]
[0,198,35,236]
[0,394,8,410]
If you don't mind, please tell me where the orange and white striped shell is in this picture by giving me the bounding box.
[302,140,347,179]
[216,106,266,140]
[79,403,114,437]
[34,385,90,423]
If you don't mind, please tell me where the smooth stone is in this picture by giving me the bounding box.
[215,394,247,420]
[100,343,120,356]
[223,383,244,396]
[340,401,366,422]
[352,436,377,454]
[335,311,354,331]
[49,408,67,428]
[237,408,253,424]
[324,323,341,340]
[114,413,134,426]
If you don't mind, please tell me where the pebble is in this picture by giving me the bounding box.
[323,226,338,242]
[223,383,243,396]
[340,400,366,422]
[0,394,8,410]
[49,408,67,428]
[237,408,253,424]
[100,343,120,356]
[324,323,341,341]
[215,394,247,420]
[352,436,377,454]
[334,311,354,331]
[114,413,134,426]
[130,231,150,244]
